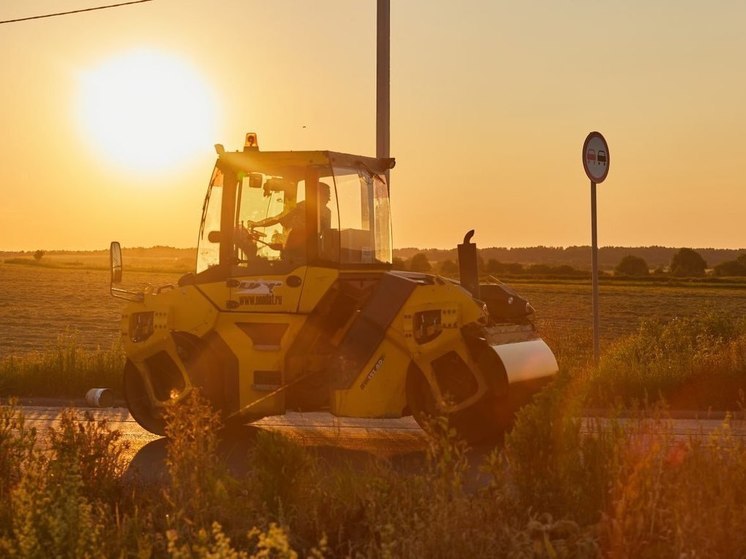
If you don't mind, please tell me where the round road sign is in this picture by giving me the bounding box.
[582,131,610,183]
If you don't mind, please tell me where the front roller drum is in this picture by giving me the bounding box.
[123,360,166,436]
[123,336,266,436]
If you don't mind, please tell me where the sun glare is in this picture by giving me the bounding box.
[78,49,216,173]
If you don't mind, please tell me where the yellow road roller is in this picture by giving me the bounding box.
[110,133,558,443]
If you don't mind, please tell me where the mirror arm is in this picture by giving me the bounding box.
[111,286,144,302]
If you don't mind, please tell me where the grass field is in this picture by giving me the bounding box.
[0,248,195,273]
[3,259,746,355]
[3,258,746,406]
[515,279,746,343]
[0,262,182,354]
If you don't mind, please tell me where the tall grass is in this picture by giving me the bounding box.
[587,313,746,409]
[3,390,746,556]
[595,414,746,556]
[0,403,126,557]
[503,380,746,557]
[0,334,124,399]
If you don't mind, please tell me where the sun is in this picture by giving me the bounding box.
[78,48,216,173]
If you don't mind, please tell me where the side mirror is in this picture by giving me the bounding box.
[110,241,123,284]
[109,242,144,302]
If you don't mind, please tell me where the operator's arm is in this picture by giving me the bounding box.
[249,204,300,228]
[249,214,281,228]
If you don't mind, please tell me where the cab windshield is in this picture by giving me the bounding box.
[196,157,392,275]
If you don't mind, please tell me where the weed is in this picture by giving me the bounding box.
[248,429,318,520]
[0,409,120,558]
[0,400,37,536]
[47,409,129,502]
[504,368,635,528]
[167,521,302,559]
[350,415,517,558]
[162,389,230,537]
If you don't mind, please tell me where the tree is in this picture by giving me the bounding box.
[438,259,459,276]
[553,265,581,277]
[484,259,501,273]
[527,264,551,275]
[714,259,746,277]
[670,248,707,277]
[33,250,45,261]
[409,253,431,272]
[484,259,524,275]
[614,254,649,277]
[392,256,406,270]
[503,262,525,275]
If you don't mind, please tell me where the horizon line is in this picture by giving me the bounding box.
[2,245,746,253]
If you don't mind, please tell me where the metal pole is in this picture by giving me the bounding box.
[591,180,600,364]
[376,0,390,184]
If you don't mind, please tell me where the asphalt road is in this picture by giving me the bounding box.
[18,406,428,454]
[16,406,437,483]
[12,405,746,486]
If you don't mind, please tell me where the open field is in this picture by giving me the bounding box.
[0,248,195,273]
[517,279,746,344]
[0,262,182,354]
[3,259,746,356]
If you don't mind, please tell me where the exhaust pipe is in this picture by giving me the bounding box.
[457,230,480,298]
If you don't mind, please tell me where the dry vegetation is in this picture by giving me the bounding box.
[3,385,746,557]
[0,335,123,400]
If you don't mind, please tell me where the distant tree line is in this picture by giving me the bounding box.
[394,245,746,272]
[394,247,746,279]
[7,245,746,279]
[395,254,591,278]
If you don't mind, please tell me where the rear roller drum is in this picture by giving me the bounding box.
[406,364,513,446]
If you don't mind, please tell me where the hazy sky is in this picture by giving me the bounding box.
[1,0,745,251]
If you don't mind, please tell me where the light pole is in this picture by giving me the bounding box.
[376,0,390,185]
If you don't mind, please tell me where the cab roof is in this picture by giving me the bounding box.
[217,149,395,180]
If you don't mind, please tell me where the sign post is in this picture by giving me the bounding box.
[582,131,610,365]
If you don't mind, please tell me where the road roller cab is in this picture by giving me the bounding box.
[110,133,558,443]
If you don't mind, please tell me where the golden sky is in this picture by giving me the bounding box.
[1,0,745,251]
